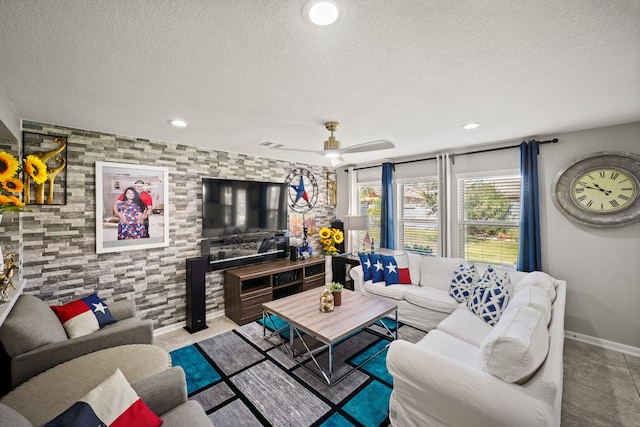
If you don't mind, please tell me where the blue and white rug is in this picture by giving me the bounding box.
[170,318,425,427]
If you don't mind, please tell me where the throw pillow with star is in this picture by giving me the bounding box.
[381,254,412,285]
[50,293,117,338]
[368,254,386,283]
[358,253,373,281]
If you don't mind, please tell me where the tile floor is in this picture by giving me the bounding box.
[155,315,640,427]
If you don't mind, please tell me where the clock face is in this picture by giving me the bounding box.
[570,167,638,213]
[551,151,640,228]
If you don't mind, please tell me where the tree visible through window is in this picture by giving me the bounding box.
[459,175,520,268]
[398,181,438,255]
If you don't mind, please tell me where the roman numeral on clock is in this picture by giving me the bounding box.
[610,199,620,208]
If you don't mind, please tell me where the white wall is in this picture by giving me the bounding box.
[337,122,640,348]
[0,83,20,142]
[541,122,640,348]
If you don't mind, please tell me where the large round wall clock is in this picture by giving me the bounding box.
[551,151,640,228]
[285,168,318,213]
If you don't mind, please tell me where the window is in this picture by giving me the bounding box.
[458,174,520,268]
[355,183,381,252]
[398,180,438,256]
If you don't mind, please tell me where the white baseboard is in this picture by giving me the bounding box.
[153,309,227,337]
[565,330,640,358]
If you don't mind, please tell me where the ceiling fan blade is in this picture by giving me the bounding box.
[338,139,395,155]
[267,145,325,155]
[330,156,345,167]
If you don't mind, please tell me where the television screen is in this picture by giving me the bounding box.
[202,178,288,238]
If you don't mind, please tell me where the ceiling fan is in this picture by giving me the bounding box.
[263,121,395,166]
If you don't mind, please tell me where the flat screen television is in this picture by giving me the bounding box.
[202,177,288,238]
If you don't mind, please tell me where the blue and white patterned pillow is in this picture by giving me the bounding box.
[467,283,511,326]
[478,265,500,286]
[449,264,479,303]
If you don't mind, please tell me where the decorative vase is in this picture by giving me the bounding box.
[332,291,342,306]
[319,289,334,312]
[325,255,333,283]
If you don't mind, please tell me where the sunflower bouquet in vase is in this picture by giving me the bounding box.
[319,227,344,256]
[0,151,48,214]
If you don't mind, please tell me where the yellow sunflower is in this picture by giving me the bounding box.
[0,151,20,182]
[24,155,48,185]
[6,195,24,207]
[333,229,344,244]
[319,227,332,239]
[2,178,23,193]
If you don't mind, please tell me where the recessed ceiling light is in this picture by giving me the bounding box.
[462,122,481,130]
[169,119,188,127]
[304,1,341,26]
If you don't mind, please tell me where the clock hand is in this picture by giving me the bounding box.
[592,183,612,195]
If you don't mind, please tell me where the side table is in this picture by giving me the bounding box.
[331,253,361,290]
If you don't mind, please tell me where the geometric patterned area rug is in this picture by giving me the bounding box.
[170,317,425,427]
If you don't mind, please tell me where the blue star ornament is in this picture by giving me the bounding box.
[291,177,309,204]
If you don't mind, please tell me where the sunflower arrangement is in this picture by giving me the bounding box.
[319,227,344,256]
[0,151,48,213]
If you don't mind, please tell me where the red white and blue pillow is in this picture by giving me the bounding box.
[381,254,412,285]
[367,254,385,282]
[449,264,479,302]
[50,293,117,339]
[44,368,162,427]
[358,253,373,281]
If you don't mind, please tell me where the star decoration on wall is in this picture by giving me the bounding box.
[285,168,318,213]
[291,177,309,203]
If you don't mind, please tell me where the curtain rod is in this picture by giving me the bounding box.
[346,138,558,172]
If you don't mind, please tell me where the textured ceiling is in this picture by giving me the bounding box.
[0,0,638,167]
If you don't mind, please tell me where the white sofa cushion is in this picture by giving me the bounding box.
[514,271,556,302]
[405,287,459,314]
[363,281,410,301]
[416,329,483,369]
[420,256,466,290]
[436,307,493,347]
[480,305,549,384]
[504,285,552,325]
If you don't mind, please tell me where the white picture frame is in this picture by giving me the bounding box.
[96,161,169,254]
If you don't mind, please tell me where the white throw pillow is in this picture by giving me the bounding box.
[504,285,552,325]
[514,271,556,303]
[420,256,466,290]
[407,252,422,285]
[480,305,549,384]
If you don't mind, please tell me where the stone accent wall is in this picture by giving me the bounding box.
[17,121,333,329]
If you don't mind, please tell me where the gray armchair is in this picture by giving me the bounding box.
[0,367,212,427]
[0,294,153,388]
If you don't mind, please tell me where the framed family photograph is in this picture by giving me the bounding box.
[96,161,169,254]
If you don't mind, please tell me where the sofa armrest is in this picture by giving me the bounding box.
[11,318,153,387]
[386,340,554,427]
[349,265,366,291]
[132,367,187,416]
[108,299,136,320]
[0,403,32,427]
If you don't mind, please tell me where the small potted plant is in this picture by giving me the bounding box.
[329,282,344,306]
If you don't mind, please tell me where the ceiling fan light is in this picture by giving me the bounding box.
[325,151,340,158]
[169,119,189,127]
